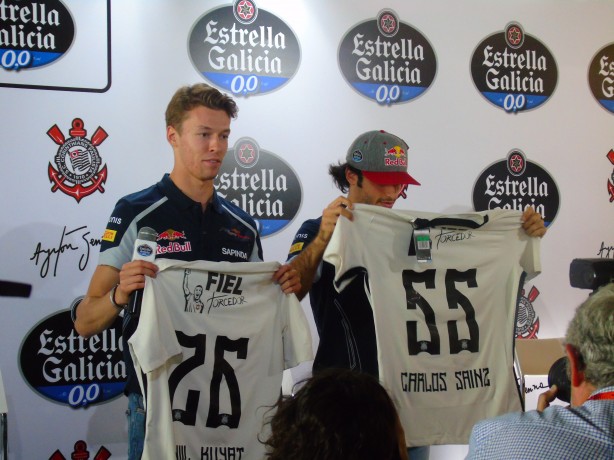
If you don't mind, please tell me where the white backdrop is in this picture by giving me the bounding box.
[1,1,613,458]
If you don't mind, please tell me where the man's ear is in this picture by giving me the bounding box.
[345,167,359,186]
[167,125,177,146]
[565,344,584,387]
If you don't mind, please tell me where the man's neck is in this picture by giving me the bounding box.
[572,381,597,407]
[169,172,215,210]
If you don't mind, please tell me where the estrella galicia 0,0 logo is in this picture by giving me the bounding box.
[338,9,437,105]
[588,42,614,114]
[19,303,125,408]
[470,22,557,113]
[188,0,301,97]
[0,0,75,70]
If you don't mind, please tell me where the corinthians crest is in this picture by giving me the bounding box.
[515,286,540,339]
[47,118,108,202]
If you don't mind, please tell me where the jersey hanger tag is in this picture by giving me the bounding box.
[413,228,432,262]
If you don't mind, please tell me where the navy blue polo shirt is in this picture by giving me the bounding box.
[100,173,263,267]
[99,174,263,394]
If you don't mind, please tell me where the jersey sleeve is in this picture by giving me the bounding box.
[280,294,314,369]
[489,209,542,280]
[322,214,367,292]
[520,234,541,280]
[128,273,182,374]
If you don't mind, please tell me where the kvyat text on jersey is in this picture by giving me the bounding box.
[177,444,245,460]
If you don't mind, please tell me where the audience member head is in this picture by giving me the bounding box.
[264,368,407,460]
[564,282,614,405]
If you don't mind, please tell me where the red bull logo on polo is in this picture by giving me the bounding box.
[157,229,186,241]
[157,228,191,255]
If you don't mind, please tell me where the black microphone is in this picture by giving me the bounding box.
[128,227,158,316]
[547,356,572,404]
[0,280,32,297]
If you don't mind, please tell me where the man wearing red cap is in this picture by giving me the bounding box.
[286,130,546,460]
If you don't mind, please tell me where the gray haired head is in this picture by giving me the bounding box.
[565,282,614,389]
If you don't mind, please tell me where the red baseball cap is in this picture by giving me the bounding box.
[346,130,420,186]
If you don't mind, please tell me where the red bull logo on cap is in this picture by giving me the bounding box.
[385,145,408,166]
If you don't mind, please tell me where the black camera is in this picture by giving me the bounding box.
[547,356,571,403]
[569,258,614,291]
[0,280,32,297]
[548,258,614,404]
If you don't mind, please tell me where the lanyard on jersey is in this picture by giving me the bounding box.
[588,391,614,401]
